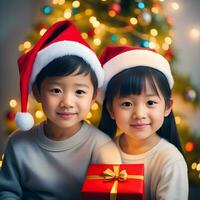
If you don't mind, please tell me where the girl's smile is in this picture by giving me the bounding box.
[130,122,150,130]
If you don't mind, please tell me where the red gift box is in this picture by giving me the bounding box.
[82,164,144,200]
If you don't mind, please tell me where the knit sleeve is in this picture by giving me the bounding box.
[156,158,188,200]
[92,140,121,164]
[0,138,23,199]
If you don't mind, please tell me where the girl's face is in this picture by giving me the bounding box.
[108,80,172,140]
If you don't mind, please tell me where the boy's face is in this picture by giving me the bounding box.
[36,70,95,136]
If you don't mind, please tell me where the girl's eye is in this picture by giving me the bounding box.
[76,90,86,96]
[121,102,132,107]
[147,100,157,106]
[50,88,61,94]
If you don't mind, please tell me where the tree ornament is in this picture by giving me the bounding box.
[6,111,16,121]
[185,141,195,152]
[109,3,121,14]
[138,9,152,26]
[72,8,79,15]
[140,40,150,48]
[167,17,175,26]
[42,6,53,15]
[164,49,174,60]
[87,29,95,38]
[184,87,197,102]
[111,35,118,42]
[136,2,145,10]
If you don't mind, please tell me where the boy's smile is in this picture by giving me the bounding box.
[37,70,95,140]
[56,111,77,120]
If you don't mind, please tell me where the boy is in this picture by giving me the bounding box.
[0,20,121,200]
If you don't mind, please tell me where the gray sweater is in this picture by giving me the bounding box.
[0,122,121,200]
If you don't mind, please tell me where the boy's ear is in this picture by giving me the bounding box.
[164,98,173,117]
[93,88,98,100]
[32,84,41,103]
[106,102,115,120]
[90,88,98,106]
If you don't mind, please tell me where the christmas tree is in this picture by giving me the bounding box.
[4,0,200,185]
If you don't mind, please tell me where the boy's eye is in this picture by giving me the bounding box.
[50,88,61,93]
[76,90,86,96]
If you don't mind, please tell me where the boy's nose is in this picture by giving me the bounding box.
[60,93,74,108]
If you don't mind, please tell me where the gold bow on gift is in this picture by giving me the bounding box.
[87,165,144,200]
[103,166,127,200]
[103,166,127,181]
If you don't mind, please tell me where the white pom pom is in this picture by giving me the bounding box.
[15,112,34,131]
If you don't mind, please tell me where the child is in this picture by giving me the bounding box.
[98,46,188,200]
[0,21,121,200]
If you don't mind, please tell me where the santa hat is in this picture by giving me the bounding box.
[16,20,104,131]
[98,45,174,102]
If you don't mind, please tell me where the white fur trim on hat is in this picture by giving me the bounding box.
[15,112,34,131]
[99,49,173,102]
[29,41,104,90]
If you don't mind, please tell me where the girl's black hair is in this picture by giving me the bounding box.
[34,55,98,94]
[99,66,182,153]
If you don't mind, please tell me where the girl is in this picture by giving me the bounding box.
[98,46,188,200]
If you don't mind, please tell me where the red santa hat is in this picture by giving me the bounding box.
[98,45,174,102]
[16,20,104,131]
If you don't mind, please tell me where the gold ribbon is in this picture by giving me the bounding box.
[87,165,144,200]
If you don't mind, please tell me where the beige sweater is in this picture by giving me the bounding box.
[116,137,188,200]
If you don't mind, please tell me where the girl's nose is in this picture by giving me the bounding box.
[132,105,146,119]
